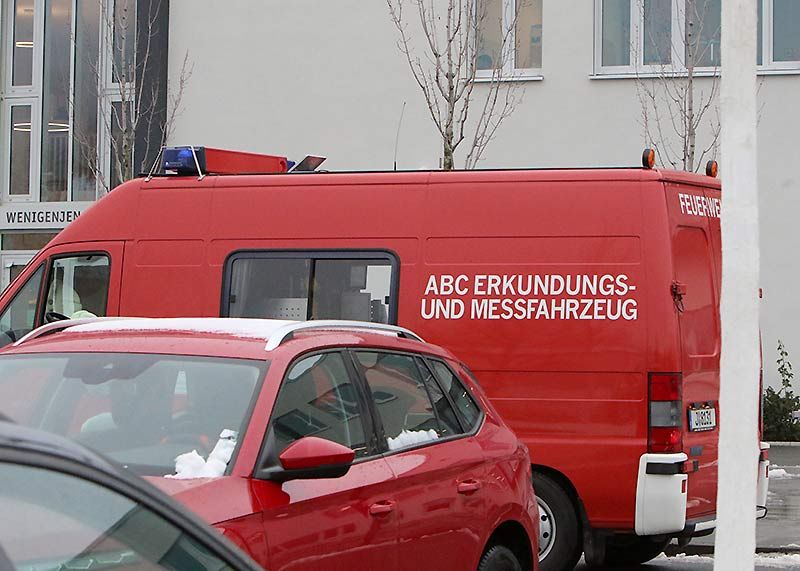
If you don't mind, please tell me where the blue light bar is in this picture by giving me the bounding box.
[162,146,206,175]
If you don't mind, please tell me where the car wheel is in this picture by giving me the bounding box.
[477,545,522,571]
[601,535,670,566]
[533,472,582,571]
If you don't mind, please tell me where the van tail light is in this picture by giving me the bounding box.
[649,373,683,453]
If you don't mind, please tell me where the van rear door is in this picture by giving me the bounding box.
[666,183,720,521]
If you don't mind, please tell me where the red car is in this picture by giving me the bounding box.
[0,317,538,571]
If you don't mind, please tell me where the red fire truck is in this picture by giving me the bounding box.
[0,148,769,570]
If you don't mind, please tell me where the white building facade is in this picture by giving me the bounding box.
[167,0,799,388]
[0,0,797,387]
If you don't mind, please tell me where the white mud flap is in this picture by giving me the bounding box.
[635,453,688,536]
[756,442,770,519]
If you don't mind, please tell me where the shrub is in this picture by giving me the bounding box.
[763,340,800,442]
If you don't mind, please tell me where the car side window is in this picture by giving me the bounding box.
[428,360,482,430]
[45,255,110,319]
[353,351,456,451]
[272,352,369,458]
[415,357,463,436]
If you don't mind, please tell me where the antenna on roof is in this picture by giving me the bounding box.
[394,101,406,171]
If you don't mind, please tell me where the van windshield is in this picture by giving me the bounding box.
[0,353,266,476]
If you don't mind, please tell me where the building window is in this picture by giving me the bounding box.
[12,0,36,87]
[477,0,543,77]
[8,104,33,196]
[2,0,167,202]
[767,0,800,67]
[595,0,799,75]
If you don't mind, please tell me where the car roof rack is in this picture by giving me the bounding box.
[264,320,424,351]
[13,317,130,346]
[11,317,424,351]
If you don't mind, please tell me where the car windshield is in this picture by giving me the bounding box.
[0,353,266,476]
[0,462,246,570]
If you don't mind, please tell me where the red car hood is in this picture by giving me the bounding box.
[144,476,260,524]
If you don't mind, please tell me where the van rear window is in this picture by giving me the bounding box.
[224,252,397,324]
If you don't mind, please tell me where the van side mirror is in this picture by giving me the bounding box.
[266,437,355,482]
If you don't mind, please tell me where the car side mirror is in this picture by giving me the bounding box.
[267,437,355,483]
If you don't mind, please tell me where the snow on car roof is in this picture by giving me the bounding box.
[67,318,298,340]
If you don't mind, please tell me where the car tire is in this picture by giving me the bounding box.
[600,535,670,566]
[533,472,582,571]
[478,545,522,571]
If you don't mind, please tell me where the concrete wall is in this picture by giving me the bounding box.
[168,0,800,388]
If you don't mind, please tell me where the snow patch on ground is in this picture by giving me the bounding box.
[165,429,238,479]
[387,429,439,451]
[769,468,799,480]
[754,554,800,568]
[69,317,297,339]
[662,553,800,568]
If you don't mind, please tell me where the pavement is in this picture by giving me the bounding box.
[576,445,800,569]
[575,553,800,569]
[675,444,800,555]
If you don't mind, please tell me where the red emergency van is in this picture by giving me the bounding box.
[0,152,769,570]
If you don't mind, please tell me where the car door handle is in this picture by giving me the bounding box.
[457,479,482,494]
[369,500,395,516]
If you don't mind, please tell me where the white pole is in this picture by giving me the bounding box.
[714,0,760,569]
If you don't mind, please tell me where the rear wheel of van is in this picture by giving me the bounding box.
[533,472,582,571]
[477,545,522,571]
[601,535,670,566]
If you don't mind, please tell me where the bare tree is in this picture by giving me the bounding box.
[634,0,721,172]
[73,0,193,193]
[387,0,527,170]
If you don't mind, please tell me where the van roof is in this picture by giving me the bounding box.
[53,166,719,247]
[136,166,720,188]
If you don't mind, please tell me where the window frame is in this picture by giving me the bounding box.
[422,357,485,432]
[39,250,112,323]
[593,0,800,77]
[3,0,43,97]
[348,348,482,456]
[413,356,469,435]
[221,249,401,324]
[0,261,45,343]
[475,0,544,81]
[763,0,800,71]
[254,348,382,481]
[4,98,40,201]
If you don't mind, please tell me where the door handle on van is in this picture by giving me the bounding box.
[671,281,687,312]
[457,479,482,494]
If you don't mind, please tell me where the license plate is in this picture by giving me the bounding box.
[688,406,717,431]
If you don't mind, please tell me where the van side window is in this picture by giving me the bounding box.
[225,253,395,323]
[0,264,44,345]
[428,359,482,431]
[45,255,110,319]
